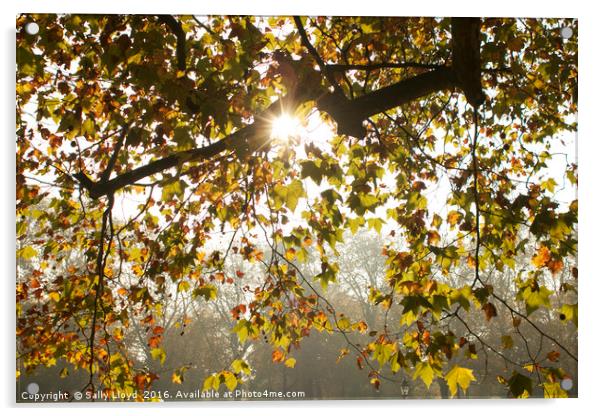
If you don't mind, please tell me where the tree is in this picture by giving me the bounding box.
[16,14,577,400]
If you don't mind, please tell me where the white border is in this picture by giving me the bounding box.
[3,1,600,415]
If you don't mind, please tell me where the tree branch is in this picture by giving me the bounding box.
[158,15,187,71]
[100,127,128,183]
[451,17,485,106]
[318,66,457,137]
[293,16,345,98]
[75,18,486,199]
[75,94,307,199]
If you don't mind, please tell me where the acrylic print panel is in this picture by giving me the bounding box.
[16,14,578,402]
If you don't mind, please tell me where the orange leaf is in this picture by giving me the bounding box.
[532,246,551,268]
[548,259,564,275]
[272,349,285,363]
[148,335,162,348]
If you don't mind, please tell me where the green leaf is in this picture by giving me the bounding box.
[501,335,514,349]
[233,320,250,343]
[517,280,552,315]
[273,179,305,212]
[192,285,217,301]
[540,178,557,192]
[161,180,187,201]
[150,347,166,365]
[347,217,364,234]
[508,372,532,398]
[300,160,323,183]
[367,218,385,233]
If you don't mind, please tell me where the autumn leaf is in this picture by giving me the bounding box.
[413,361,435,388]
[223,371,238,391]
[273,179,305,212]
[148,335,162,348]
[508,372,532,398]
[482,302,498,321]
[150,347,166,365]
[548,259,564,274]
[559,303,578,326]
[172,371,183,384]
[532,246,551,268]
[272,349,285,363]
[501,335,514,349]
[447,211,463,227]
[445,366,476,397]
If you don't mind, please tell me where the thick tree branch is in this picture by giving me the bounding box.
[318,66,457,137]
[75,18,485,199]
[452,17,485,106]
[158,15,187,71]
[76,94,310,199]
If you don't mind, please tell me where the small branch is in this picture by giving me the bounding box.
[293,16,345,98]
[455,313,522,367]
[492,293,577,362]
[86,194,114,394]
[100,127,128,183]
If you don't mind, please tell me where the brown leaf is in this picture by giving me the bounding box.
[547,351,560,362]
[482,302,498,321]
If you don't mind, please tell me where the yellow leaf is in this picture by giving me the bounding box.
[445,365,476,397]
[223,371,237,391]
[413,361,434,388]
[18,246,37,260]
[285,248,296,261]
[284,358,296,368]
[172,372,182,384]
[202,374,215,391]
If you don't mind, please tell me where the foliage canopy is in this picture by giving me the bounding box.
[16,15,577,400]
